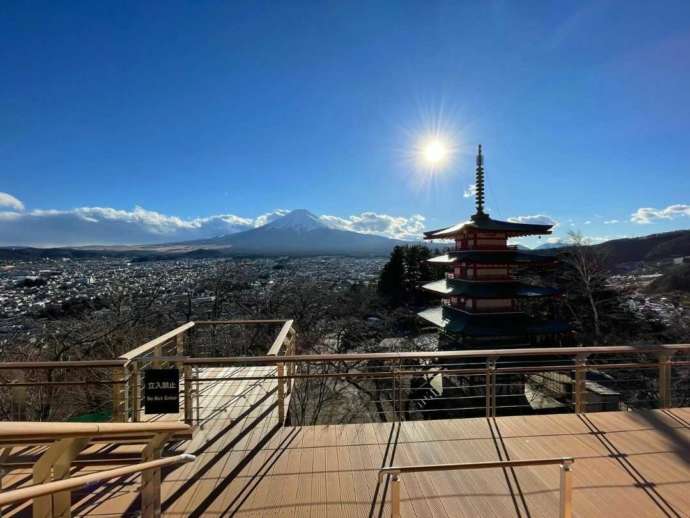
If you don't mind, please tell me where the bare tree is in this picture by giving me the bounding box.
[560,231,610,344]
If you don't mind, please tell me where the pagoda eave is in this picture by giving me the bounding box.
[418,306,571,338]
[422,279,561,298]
[428,251,558,265]
[424,219,553,240]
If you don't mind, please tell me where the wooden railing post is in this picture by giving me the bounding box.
[277,362,285,424]
[486,359,496,418]
[176,332,186,420]
[52,437,90,518]
[286,328,296,394]
[152,342,162,368]
[574,354,587,414]
[657,352,672,408]
[391,370,398,421]
[32,437,89,518]
[398,370,403,421]
[176,333,185,368]
[112,366,128,422]
[141,432,169,518]
[130,363,141,423]
[184,364,193,425]
[559,459,573,518]
[390,472,401,518]
[11,371,26,421]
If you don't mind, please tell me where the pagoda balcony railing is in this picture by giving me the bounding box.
[2,324,687,426]
[444,305,519,314]
[457,274,513,281]
[455,244,519,251]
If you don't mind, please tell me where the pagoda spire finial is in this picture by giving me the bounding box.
[474,144,486,217]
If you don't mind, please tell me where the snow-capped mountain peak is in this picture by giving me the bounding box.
[260,209,327,232]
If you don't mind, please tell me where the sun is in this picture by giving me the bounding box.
[422,139,449,165]
[396,103,466,186]
[416,136,454,171]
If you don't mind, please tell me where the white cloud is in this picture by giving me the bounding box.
[507,214,559,229]
[0,203,427,246]
[0,205,258,247]
[604,219,619,224]
[584,220,592,225]
[320,212,425,241]
[0,212,22,221]
[463,184,476,198]
[254,209,289,227]
[0,193,24,211]
[630,204,690,224]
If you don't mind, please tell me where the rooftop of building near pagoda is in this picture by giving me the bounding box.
[424,144,554,240]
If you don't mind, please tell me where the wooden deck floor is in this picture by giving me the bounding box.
[3,367,689,517]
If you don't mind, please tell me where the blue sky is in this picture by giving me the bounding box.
[1,0,689,247]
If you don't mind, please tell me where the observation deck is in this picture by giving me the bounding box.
[0,321,688,517]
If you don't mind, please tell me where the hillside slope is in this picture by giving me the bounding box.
[593,230,690,265]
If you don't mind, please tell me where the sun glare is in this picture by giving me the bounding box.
[415,135,455,171]
[422,139,449,165]
[396,103,467,192]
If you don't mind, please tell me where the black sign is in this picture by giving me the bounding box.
[144,368,180,414]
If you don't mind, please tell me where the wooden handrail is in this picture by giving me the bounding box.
[0,359,126,370]
[379,457,574,518]
[194,319,290,325]
[120,322,195,361]
[0,453,195,507]
[378,456,573,478]
[266,320,295,356]
[183,343,690,366]
[0,421,190,441]
[2,344,685,371]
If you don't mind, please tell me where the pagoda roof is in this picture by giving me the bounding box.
[425,145,554,240]
[424,213,553,240]
[428,250,557,265]
[422,278,560,298]
[418,306,570,337]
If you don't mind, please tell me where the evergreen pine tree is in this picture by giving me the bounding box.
[378,246,406,304]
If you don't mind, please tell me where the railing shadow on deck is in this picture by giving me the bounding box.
[149,394,281,516]
[633,409,690,467]
[577,413,683,518]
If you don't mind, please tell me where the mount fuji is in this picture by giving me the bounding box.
[185,209,409,256]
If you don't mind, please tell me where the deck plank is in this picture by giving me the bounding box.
[3,367,687,518]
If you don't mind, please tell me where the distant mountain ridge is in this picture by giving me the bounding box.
[1,212,688,263]
[535,242,566,250]
[183,209,409,256]
[593,230,690,266]
[533,230,690,268]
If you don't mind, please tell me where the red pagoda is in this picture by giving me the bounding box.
[419,145,568,348]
